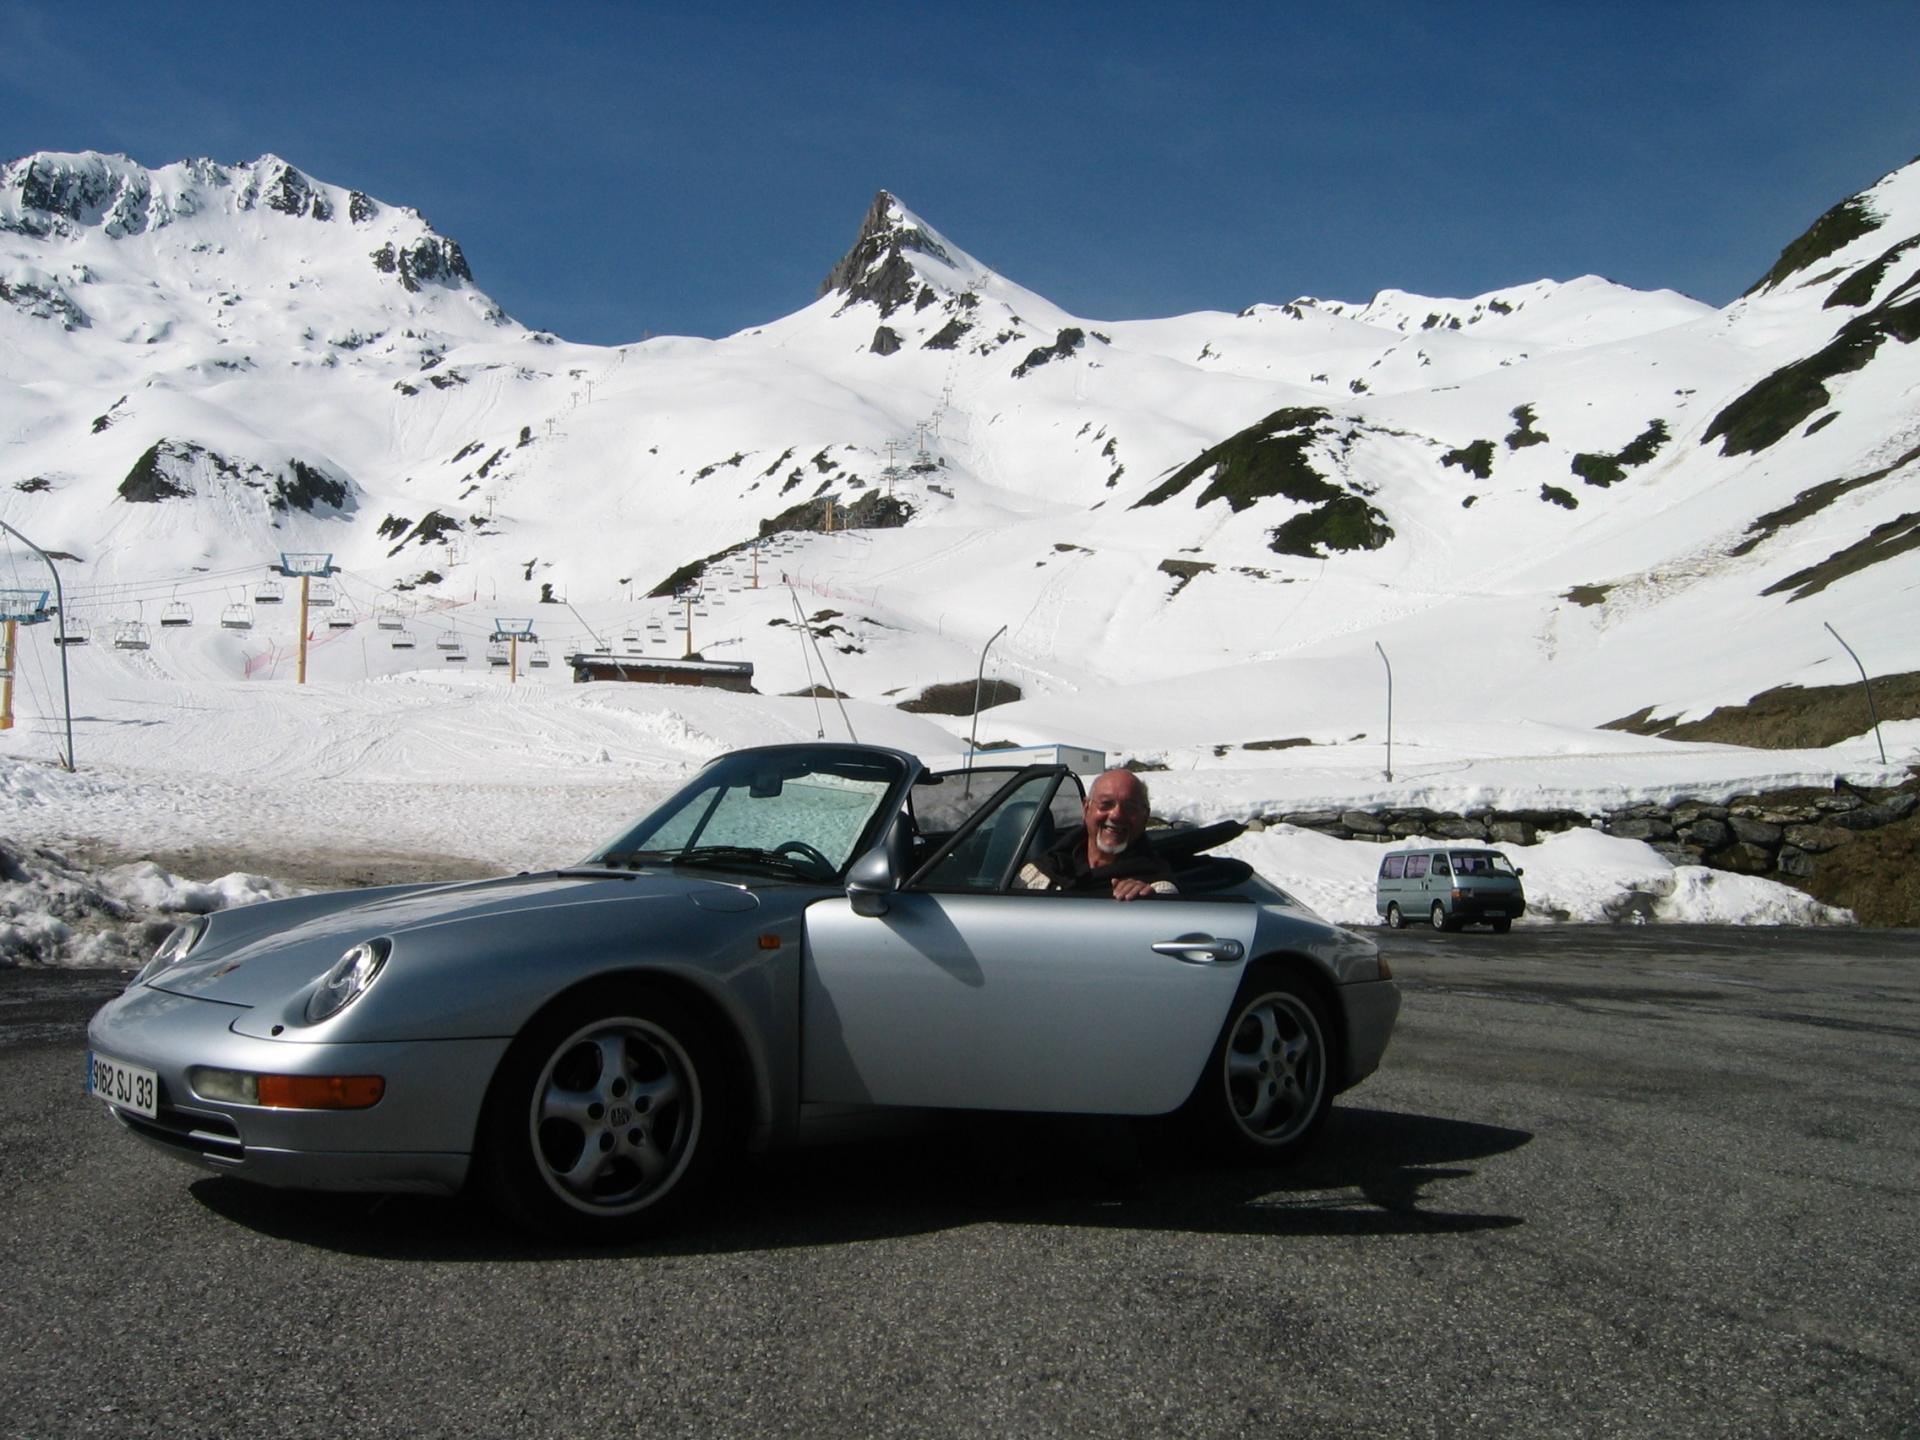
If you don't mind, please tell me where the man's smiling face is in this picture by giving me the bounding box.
[1084,770,1149,857]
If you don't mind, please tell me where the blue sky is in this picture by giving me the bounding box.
[6,1,1919,345]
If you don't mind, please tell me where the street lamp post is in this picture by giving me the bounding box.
[1824,622,1888,765]
[1375,641,1394,782]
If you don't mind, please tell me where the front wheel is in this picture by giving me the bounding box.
[477,984,726,1242]
[1185,973,1334,1161]
[1430,901,1453,932]
[1385,902,1404,929]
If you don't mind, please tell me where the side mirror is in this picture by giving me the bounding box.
[1515,867,1526,878]
[845,844,898,918]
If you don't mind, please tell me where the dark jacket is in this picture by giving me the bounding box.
[1023,825,1175,895]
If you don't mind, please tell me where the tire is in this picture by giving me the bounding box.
[1385,903,1404,930]
[1491,917,1512,934]
[477,984,726,1242]
[1186,971,1334,1162]
[1430,901,1452,932]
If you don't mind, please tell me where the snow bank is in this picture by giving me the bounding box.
[0,842,297,969]
[1221,824,1852,928]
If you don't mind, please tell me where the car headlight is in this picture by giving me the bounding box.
[305,939,391,1025]
[134,917,209,987]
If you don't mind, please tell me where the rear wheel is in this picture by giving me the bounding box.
[1185,971,1333,1161]
[478,984,726,1242]
[1491,916,1512,934]
[1385,902,1404,929]
[1430,902,1452,932]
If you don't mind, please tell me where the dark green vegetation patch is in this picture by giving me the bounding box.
[1824,235,1920,309]
[1505,404,1548,450]
[1134,408,1333,511]
[1730,441,1920,557]
[1744,195,1881,296]
[1564,584,1613,607]
[1704,290,1920,455]
[1570,419,1670,487]
[1540,484,1578,509]
[1761,510,1920,601]
[1269,495,1393,557]
[1441,439,1495,479]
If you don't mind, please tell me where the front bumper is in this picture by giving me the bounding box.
[87,982,509,1196]
[1337,978,1401,1091]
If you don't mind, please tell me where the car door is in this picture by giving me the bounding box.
[801,768,1257,1115]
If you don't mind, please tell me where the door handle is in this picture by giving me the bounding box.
[1151,934,1245,965]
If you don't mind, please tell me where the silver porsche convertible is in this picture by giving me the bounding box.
[87,743,1400,1240]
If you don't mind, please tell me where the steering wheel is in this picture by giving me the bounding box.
[773,840,835,878]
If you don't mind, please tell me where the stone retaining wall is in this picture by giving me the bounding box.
[1247,780,1918,886]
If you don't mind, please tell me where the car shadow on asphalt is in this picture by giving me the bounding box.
[187,1104,1530,1260]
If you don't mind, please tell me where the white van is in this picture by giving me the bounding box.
[1377,847,1526,932]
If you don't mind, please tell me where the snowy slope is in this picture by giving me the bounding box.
[1,148,1915,853]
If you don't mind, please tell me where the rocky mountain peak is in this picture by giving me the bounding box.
[819,189,967,318]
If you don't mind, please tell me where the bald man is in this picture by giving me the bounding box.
[1016,768,1177,901]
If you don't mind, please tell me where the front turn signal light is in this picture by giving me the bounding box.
[257,1074,386,1110]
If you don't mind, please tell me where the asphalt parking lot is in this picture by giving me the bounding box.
[4,926,1916,1438]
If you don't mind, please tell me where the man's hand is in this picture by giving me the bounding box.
[1110,877,1157,901]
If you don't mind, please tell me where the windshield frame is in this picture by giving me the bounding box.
[584,744,913,883]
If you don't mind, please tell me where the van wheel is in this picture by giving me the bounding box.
[1429,902,1453,932]
[1385,903,1404,929]
[1491,917,1512,934]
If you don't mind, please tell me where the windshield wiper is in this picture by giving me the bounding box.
[671,845,813,878]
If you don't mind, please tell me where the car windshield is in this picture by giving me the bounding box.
[1450,851,1518,877]
[587,748,906,882]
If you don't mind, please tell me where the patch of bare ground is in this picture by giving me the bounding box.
[62,840,497,892]
[1796,807,1920,926]
[1605,671,1920,749]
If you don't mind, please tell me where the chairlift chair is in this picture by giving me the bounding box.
[529,647,551,669]
[255,579,284,605]
[435,630,461,651]
[376,607,404,631]
[159,600,193,628]
[443,645,469,663]
[220,603,253,631]
[487,643,510,667]
[54,616,91,647]
[308,581,337,608]
[114,621,151,651]
[390,628,416,650]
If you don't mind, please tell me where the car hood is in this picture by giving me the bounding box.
[148,869,760,1008]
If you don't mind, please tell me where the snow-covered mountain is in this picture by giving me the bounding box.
[2,147,1916,771]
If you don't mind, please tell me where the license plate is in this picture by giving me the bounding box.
[88,1051,159,1119]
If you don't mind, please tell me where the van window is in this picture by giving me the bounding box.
[1432,855,1451,876]
[1381,855,1406,880]
[1406,854,1430,879]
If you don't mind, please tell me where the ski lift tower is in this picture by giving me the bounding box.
[275,552,337,685]
[882,440,903,498]
[674,582,702,658]
[491,618,538,684]
[0,518,75,769]
[0,586,48,734]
